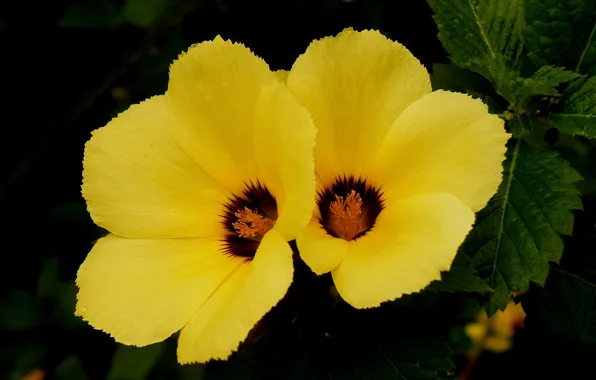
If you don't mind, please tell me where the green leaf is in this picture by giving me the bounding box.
[364,339,454,380]
[55,355,87,380]
[427,0,524,100]
[525,66,584,94]
[107,344,164,380]
[431,63,503,113]
[508,115,556,146]
[462,140,583,315]
[0,291,41,331]
[52,282,86,330]
[426,260,493,293]
[524,0,596,75]
[551,75,596,138]
[121,0,173,28]
[431,63,493,94]
[37,257,60,299]
[510,66,583,110]
[525,267,596,345]
[58,0,122,29]
[204,336,454,380]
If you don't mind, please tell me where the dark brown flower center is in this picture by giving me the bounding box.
[222,181,277,260]
[318,176,384,241]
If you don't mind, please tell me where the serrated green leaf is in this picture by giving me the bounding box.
[527,66,583,92]
[426,262,493,293]
[462,140,582,315]
[508,115,556,146]
[121,0,173,28]
[525,0,596,75]
[427,0,524,101]
[551,75,596,138]
[0,291,41,331]
[58,0,122,29]
[508,115,531,137]
[107,344,164,380]
[525,267,596,346]
[510,66,583,110]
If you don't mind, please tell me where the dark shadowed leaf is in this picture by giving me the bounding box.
[524,0,596,75]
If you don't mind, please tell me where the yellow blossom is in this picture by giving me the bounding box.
[287,29,509,308]
[75,37,317,364]
[465,301,526,353]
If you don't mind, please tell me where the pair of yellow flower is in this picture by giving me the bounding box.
[75,29,508,364]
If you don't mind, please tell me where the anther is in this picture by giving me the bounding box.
[327,190,368,241]
[233,207,275,239]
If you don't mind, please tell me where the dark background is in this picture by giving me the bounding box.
[0,1,593,379]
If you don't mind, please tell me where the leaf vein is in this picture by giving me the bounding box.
[576,18,596,72]
[467,0,496,59]
[490,139,521,288]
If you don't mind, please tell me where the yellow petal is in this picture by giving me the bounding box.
[484,335,512,353]
[331,193,475,308]
[296,218,347,275]
[82,95,227,239]
[491,301,525,336]
[75,235,243,346]
[274,69,289,83]
[465,322,488,344]
[371,91,509,212]
[254,83,317,240]
[167,36,278,193]
[177,229,293,363]
[287,28,431,185]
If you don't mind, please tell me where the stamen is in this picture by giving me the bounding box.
[328,190,368,241]
[233,207,275,238]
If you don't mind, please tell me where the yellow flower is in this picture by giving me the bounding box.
[287,29,509,309]
[465,300,526,353]
[75,37,317,364]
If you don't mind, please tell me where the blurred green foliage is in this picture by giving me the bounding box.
[58,0,175,29]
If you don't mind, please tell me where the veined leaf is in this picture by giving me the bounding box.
[427,0,524,101]
[510,66,583,110]
[525,0,596,75]
[426,259,493,294]
[462,140,582,315]
[552,76,596,138]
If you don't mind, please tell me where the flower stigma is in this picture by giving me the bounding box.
[318,176,384,241]
[233,208,275,239]
[222,181,278,259]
